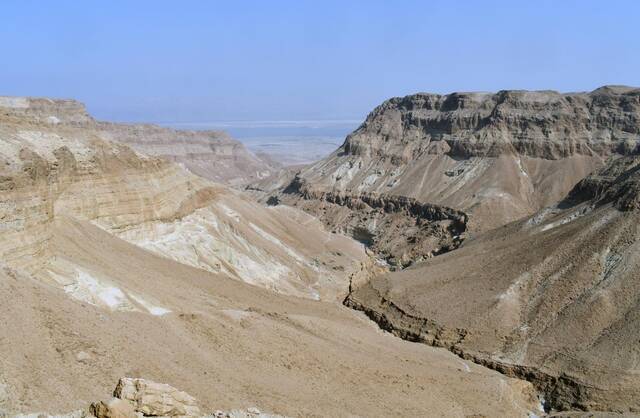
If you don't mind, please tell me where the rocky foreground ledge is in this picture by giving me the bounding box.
[7,378,285,418]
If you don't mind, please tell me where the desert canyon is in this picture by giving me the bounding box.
[0,86,639,417]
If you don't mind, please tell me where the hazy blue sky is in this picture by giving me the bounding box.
[1,0,638,122]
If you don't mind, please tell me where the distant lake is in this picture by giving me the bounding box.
[163,120,361,166]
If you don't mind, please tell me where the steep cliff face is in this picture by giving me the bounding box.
[343,86,639,160]
[95,123,279,186]
[294,86,640,230]
[0,96,94,124]
[346,155,640,413]
[0,96,277,186]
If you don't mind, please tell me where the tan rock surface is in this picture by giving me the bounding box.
[114,378,200,417]
[0,96,276,186]
[0,231,540,416]
[0,97,540,417]
[89,398,137,418]
[94,123,279,186]
[0,108,367,300]
[347,156,640,412]
[267,86,639,232]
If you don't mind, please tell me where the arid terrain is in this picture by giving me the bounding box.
[1,86,639,417]
[0,96,278,186]
[346,154,640,412]
[0,96,542,417]
[259,86,638,227]
[256,86,640,414]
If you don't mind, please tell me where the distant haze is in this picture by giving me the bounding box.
[164,119,360,165]
[1,1,639,123]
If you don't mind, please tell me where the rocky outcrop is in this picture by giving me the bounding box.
[343,86,640,161]
[0,97,93,125]
[0,96,276,186]
[566,155,640,211]
[12,378,284,418]
[278,175,467,265]
[94,123,278,186]
[287,86,640,230]
[90,398,138,418]
[286,175,467,224]
[345,156,640,413]
[110,378,200,417]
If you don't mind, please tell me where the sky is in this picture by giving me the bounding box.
[1,0,638,123]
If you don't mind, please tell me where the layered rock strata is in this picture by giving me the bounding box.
[281,86,639,231]
[277,175,467,266]
[0,96,276,186]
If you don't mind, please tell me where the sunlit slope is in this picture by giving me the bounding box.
[348,155,640,412]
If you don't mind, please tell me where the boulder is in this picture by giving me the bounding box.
[90,398,137,418]
[113,378,200,417]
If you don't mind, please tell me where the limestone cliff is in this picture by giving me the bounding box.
[291,86,640,231]
[95,123,279,186]
[0,96,277,186]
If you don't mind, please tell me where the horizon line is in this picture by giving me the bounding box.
[156,119,363,127]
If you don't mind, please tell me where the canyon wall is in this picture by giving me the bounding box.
[288,86,640,231]
[0,96,277,186]
[0,102,367,301]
